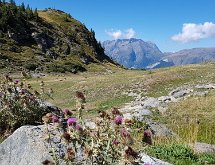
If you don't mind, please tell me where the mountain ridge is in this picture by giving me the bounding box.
[103,38,215,69]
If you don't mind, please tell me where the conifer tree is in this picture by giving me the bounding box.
[20,2,25,12]
[34,8,39,21]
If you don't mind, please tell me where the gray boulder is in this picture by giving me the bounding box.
[195,84,215,89]
[0,125,83,165]
[191,142,215,153]
[193,91,208,97]
[147,122,176,137]
[143,97,160,108]
[169,87,193,99]
[139,153,172,165]
[0,125,54,165]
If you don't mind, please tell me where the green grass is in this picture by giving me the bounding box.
[145,144,215,165]
[96,95,133,111]
[157,91,215,144]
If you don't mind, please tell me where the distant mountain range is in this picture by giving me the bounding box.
[102,38,215,69]
[165,48,215,66]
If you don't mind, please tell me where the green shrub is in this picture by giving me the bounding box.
[24,63,38,71]
[46,62,86,73]
[0,75,51,137]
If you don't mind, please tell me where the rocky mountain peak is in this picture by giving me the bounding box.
[102,38,163,69]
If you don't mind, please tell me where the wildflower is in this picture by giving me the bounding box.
[120,128,130,138]
[34,90,40,96]
[42,159,54,165]
[27,84,31,89]
[114,115,123,125]
[67,117,77,126]
[76,124,83,131]
[28,95,35,101]
[112,139,120,145]
[124,119,134,127]
[51,115,59,123]
[42,113,52,124]
[84,146,93,158]
[75,91,86,103]
[120,128,134,145]
[63,108,72,116]
[99,111,110,119]
[124,146,138,160]
[62,132,71,143]
[112,107,121,115]
[14,80,19,84]
[142,129,153,145]
[66,147,75,161]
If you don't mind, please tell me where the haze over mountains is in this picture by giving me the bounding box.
[102,38,215,69]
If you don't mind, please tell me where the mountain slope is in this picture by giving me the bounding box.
[102,38,163,69]
[0,2,115,73]
[164,48,215,65]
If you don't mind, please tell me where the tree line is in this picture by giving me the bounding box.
[0,0,39,32]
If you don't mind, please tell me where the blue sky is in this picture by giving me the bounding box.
[13,0,215,52]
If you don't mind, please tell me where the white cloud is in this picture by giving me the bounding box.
[171,22,215,43]
[125,28,136,39]
[106,29,122,39]
[106,28,136,39]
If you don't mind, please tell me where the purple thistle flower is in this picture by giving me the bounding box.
[67,118,77,126]
[120,128,130,138]
[75,124,83,131]
[14,80,19,84]
[52,115,59,123]
[112,139,120,145]
[114,115,123,125]
[63,108,72,115]
[144,130,152,137]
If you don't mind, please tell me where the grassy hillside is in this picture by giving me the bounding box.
[0,1,116,73]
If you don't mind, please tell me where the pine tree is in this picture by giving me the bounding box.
[9,0,16,5]
[26,5,33,20]
[34,8,39,21]
[20,2,25,12]
[26,4,30,12]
